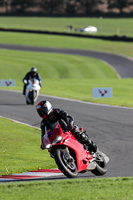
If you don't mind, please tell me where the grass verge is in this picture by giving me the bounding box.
[0,177,133,200]
[0,32,133,57]
[2,78,133,107]
[0,17,133,36]
[0,117,56,176]
[0,49,117,79]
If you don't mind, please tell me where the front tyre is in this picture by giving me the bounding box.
[91,151,107,176]
[54,149,78,178]
[28,91,34,105]
[26,100,30,104]
[31,91,34,105]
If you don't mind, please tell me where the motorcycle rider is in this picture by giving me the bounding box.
[22,67,42,95]
[36,100,97,153]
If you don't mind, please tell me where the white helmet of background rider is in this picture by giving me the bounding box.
[30,67,37,77]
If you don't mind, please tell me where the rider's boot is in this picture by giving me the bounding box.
[80,132,97,153]
[72,125,97,153]
[87,139,97,153]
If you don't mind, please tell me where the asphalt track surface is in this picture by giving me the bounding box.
[1,90,133,179]
[0,44,133,180]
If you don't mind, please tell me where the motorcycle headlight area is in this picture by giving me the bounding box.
[45,144,52,149]
[45,136,63,149]
[52,136,63,145]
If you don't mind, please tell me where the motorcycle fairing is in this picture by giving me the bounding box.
[25,78,40,104]
[47,124,93,172]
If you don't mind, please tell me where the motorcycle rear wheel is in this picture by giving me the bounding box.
[54,148,78,178]
[91,151,107,176]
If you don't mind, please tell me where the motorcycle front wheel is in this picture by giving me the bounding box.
[54,148,78,178]
[28,90,34,105]
[31,91,34,105]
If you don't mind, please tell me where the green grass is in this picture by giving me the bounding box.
[0,117,56,176]
[0,31,133,57]
[41,78,133,107]
[0,17,133,36]
[0,49,117,79]
[0,177,133,200]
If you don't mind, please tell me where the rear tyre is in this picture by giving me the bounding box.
[91,151,107,176]
[54,148,78,178]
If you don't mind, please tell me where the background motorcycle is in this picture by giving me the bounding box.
[41,123,109,178]
[25,78,41,105]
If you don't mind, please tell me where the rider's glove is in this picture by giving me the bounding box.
[60,119,67,131]
[67,124,73,131]
[40,144,45,150]
[39,81,42,87]
[24,80,27,84]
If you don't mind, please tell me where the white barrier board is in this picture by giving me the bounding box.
[92,87,112,98]
[1,80,16,87]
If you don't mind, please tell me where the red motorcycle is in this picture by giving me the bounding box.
[41,123,109,178]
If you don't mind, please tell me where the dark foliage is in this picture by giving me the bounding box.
[0,0,132,14]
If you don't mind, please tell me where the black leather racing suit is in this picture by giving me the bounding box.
[40,108,97,152]
[22,72,42,95]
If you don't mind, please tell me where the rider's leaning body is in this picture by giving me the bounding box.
[22,67,42,95]
[36,100,97,153]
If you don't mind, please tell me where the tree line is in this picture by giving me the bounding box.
[0,0,133,15]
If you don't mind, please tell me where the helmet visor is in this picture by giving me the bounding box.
[31,71,36,77]
[37,109,46,118]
